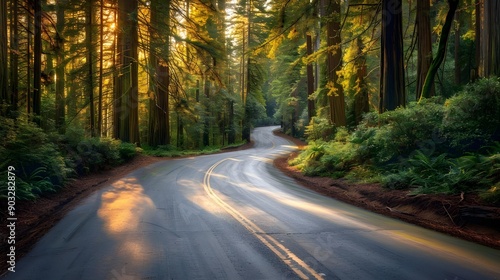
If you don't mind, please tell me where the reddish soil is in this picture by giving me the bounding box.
[1,133,499,272]
[272,129,500,250]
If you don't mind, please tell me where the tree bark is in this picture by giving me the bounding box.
[454,8,461,84]
[306,34,315,123]
[483,0,500,77]
[9,0,19,113]
[98,0,104,136]
[354,37,369,124]
[86,0,95,136]
[326,0,346,126]
[117,0,139,144]
[0,0,7,109]
[33,0,42,123]
[473,0,480,80]
[55,3,65,133]
[380,0,406,112]
[112,6,120,139]
[416,0,434,100]
[148,0,171,147]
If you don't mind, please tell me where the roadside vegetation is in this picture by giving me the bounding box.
[141,141,247,158]
[0,118,140,200]
[290,78,500,205]
[0,117,248,201]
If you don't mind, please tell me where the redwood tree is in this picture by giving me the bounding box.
[416,0,434,100]
[379,0,405,112]
[115,0,140,144]
[325,0,346,126]
[0,0,7,112]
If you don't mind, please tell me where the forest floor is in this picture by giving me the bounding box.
[2,131,499,272]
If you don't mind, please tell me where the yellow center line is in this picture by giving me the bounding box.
[204,158,324,280]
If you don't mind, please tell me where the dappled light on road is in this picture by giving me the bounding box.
[97,177,155,261]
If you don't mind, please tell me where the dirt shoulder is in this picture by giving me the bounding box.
[272,129,500,250]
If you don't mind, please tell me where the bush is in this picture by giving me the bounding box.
[120,142,139,161]
[305,117,335,142]
[442,77,500,152]
[382,149,498,194]
[66,137,137,175]
[352,98,445,165]
[0,116,69,200]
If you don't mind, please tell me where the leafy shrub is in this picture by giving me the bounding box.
[0,116,69,200]
[353,98,445,165]
[67,137,135,175]
[383,150,497,194]
[442,77,500,152]
[305,117,335,141]
[119,142,139,160]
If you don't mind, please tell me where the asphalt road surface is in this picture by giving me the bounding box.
[4,126,500,280]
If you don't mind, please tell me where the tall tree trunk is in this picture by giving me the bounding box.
[217,0,229,145]
[380,0,406,112]
[242,0,252,143]
[419,0,459,101]
[9,0,19,113]
[306,34,315,123]
[33,0,42,124]
[416,0,434,100]
[228,100,235,144]
[98,0,104,136]
[148,0,171,147]
[112,7,120,139]
[454,8,461,84]
[326,0,346,126]
[27,7,32,114]
[117,0,139,144]
[483,0,500,77]
[354,37,369,124]
[55,3,65,133]
[203,78,211,146]
[86,0,95,136]
[473,0,480,80]
[0,0,7,110]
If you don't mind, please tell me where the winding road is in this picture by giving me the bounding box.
[4,126,500,280]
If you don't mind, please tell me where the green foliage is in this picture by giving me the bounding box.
[120,142,140,161]
[0,115,140,200]
[352,98,445,165]
[143,141,247,158]
[65,137,138,175]
[441,77,500,152]
[383,149,498,194]
[0,116,69,200]
[293,78,500,201]
[305,117,335,141]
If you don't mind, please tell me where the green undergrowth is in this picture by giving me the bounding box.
[292,77,500,205]
[0,118,140,201]
[142,141,247,157]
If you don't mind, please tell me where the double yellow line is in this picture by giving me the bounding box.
[203,158,324,280]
